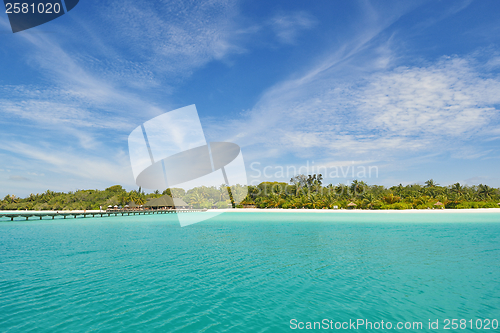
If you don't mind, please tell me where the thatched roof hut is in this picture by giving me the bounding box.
[172,198,189,208]
[434,201,444,209]
[145,195,189,209]
[127,201,139,208]
[347,202,357,209]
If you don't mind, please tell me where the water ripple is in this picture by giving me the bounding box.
[1,213,499,332]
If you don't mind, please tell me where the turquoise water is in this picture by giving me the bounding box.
[1,212,499,332]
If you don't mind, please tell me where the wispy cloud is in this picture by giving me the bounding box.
[222,51,500,164]
[0,0,249,196]
[97,0,242,77]
[2,0,499,194]
[269,12,316,44]
[359,56,500,137]
[1,142,134,185]
[9,175,30,182]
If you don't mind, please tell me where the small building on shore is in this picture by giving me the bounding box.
[242,203,256,208]
[126,201,141,210]
[173,198,189,209]
[434,201,444,209]
[145,195,189,209]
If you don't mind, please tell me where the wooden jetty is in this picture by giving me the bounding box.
[0,209,207,221]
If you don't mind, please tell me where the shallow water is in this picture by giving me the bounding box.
[1,212,499,332]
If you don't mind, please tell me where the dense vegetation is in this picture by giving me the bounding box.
[241,176,500,209]
[0,185,241,210]
[1,176,499,210]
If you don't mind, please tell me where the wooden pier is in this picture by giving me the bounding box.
[0,209,207,221]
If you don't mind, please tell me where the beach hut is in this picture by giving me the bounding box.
[127,201,140,210]
[173,198,189,209]
[434,201,444,209]
[145,195,188,209]
[347,202,357,209]
[242,203,256,208]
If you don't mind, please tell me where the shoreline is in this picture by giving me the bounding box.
[209,208,500,213]
[1,208,500,215]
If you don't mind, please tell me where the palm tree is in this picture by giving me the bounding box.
[218,184,229,202]
[424,179,438,188]
[335,184,349,198]
[449,183,464,201]
[392,184,404,196]
[118,192,130,206]
[293,195,311,209]
[265,194,284,208]
[3,194,19,204]
[478,184,495,199]
[450,183,463,195]
[188,191,206,208]
[383,193,400,204]
[350,180,367,197]
[362,193,377,209]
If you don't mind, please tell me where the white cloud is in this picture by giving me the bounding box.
[98,0,242,77]
[0,0,254,196]
[1,142,134,186]
[0,94,128,130]
[360,57,500,137]
[269,12,316,44]
[9,175,30,182]
[221,53,500,164]
[485,56,500,69]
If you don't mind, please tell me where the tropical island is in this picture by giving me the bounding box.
[1,175,499,211]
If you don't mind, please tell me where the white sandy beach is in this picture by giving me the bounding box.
[209,208,500,213]
[1,208,500,215]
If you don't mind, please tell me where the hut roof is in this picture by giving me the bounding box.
[145,195,175,207]
[144,195,188,208]
[173,198,188,207]
[128,201,139,208]
[347,202,357,207]
[434,201,443,206]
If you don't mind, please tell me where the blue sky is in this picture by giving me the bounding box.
[1,0,500,196]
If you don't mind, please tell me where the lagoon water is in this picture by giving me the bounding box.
[1,212,500,332]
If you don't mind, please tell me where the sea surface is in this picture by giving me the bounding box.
[1,212,499,332]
